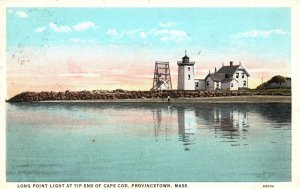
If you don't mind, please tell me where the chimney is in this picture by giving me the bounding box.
[230,61,233,67]
[215,67,217,73]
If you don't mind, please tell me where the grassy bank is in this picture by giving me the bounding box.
[247,88,291,97]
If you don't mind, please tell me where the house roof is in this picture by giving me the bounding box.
[205,73,225,82]
[203,63,250,82]
[217,65,250,76]
[217,65,240,75]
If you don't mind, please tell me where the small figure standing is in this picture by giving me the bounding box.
[167,95,171,102]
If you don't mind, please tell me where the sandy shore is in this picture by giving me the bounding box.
[39,95,291,103]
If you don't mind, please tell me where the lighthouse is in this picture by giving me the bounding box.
[177,51,195,90]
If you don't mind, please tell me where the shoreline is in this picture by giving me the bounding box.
[12,96,291,104]
[8,89,291,103]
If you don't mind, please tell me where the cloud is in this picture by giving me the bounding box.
[158,22,177,27]
[73,21,96,31]
[106,29,143,38]
[118,29,142,38]
[106,27,188,42]
[34,27,46,33]
[150,29,188,42]
[16,11,28,18]
[106,27,187,42]
[231,29,290,38]
[106,29,118,36]
[140,31,147,38]
[48,21,97,33]
[68,38,98,44]
[49,22,72,33]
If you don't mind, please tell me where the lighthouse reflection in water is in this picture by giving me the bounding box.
[7,103,291,182]
[153,105,253,151]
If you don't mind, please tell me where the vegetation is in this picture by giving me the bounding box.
[256,75,290,89]
[248,88,291,96]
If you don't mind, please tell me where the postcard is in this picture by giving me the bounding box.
[1,0,300,189]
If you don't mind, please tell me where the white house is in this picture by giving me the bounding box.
[196,61,250,91]
[217,61,250,89]
[177,52,195,90]
[221,78,239,91]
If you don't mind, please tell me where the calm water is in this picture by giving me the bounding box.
[6,102,291,182]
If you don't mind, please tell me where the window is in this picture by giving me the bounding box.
[195,82,199,87]
[188,67,190,71]
[206,81,209,86]
[242,73,245,78]
[243,81,246,86]
[231,83,233,87]
[188,74,191,80]
[236,73,239,78]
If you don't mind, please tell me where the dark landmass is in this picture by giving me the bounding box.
[256,75,291,89]
[7,89,291,103]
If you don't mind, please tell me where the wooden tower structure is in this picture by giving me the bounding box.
[151,61,172,91]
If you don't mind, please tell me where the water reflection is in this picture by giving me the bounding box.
[175,106,250,149]
[8,102,291,150]
[151,107,173,142]
[149,103,290,150]
[207,107,249,143]
[177,108,197,151]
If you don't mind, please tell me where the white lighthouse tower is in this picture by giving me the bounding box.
[177,51,195,90]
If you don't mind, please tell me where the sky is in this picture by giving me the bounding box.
[6,8,291,98]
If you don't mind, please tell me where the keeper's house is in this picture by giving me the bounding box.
[194,61,250,91]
